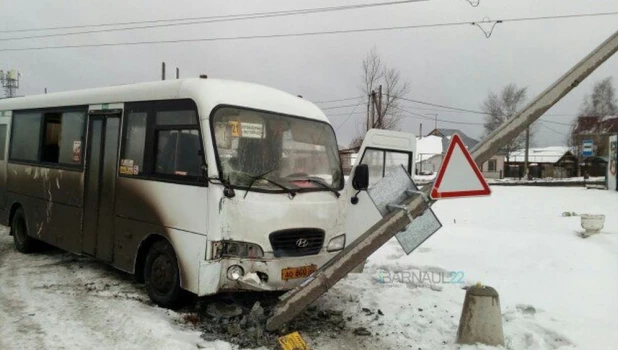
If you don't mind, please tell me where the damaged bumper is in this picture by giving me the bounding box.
[197,252,338,296]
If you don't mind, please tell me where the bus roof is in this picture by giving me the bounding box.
[0,78,329,124]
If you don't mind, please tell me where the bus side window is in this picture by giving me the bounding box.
[153,110,202,178]
[122,111,147,176]
[41,113,61,163]
[41,111,85,165]
[0,124,7,161]
[10,112,42,162]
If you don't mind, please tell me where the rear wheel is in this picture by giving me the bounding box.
[11,207,37,253]
[144,240,183,308]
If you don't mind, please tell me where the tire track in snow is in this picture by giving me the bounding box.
[0,231,47,350]
[0,227,210,350]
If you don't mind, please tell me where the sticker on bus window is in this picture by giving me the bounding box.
[72,141,82,162]
[119,166,133,175]
[240,122,264,139]
[229,121,240,137]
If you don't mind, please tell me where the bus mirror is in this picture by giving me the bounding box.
[352,164,369,191]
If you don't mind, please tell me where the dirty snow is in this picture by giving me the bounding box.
[0,232,234,350]
[1,186,617,350]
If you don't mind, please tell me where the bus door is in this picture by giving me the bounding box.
[0,111,10,215]
[82,108,122,261]
[345,129,417,247]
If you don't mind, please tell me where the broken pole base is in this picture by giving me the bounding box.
[456,285,504,346]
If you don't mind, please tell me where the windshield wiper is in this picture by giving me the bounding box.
[290,177,340,198]
[243,170,297,199]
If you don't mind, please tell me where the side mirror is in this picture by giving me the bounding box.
[352,164,369,191]
[351,164,369,205]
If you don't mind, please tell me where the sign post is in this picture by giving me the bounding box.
[430,134,491,200]
[582,139,594,158]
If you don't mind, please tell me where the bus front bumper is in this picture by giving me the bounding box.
[197,252,340,296]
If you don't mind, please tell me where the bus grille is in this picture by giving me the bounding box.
[269,229,325,257]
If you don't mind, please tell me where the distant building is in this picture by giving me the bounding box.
[339,145,359,176]
[571,116,618,158]
[479,148,507,179]
[505,146,578,178]
[416,135,443,175]
[417,129,505,178]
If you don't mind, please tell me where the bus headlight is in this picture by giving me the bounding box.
[326,234,346,252]
[213,241,264,258]
[227,265,244,280]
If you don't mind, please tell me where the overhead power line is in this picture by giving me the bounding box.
[539,122,567,136]
[400,96,488,115]
[0,1,426,41]
[314,96,363,104]
[395,106,485,126]
[2,11,617,52]
[401,97,578,122]
[335,103,363,131]
[321,103,362,111]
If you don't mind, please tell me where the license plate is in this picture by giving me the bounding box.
[281,265,317,281]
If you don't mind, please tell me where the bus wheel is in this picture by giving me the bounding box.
[11,207,37,253]
[144,240,183,308]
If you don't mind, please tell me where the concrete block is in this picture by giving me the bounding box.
[456,284,504,346]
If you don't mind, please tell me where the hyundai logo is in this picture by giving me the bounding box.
[296,238,309,248]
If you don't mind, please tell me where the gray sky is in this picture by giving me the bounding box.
[1,0,617,148]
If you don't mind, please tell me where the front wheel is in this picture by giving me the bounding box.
[11,207,37,253]
[144,240,184,308]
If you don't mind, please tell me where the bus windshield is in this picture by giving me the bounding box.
[212,107,343,192]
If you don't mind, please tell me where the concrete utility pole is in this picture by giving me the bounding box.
[524,126,530,179]
[377,85,383,128]
[369,90,377,128]
[366,94,371,132]
[266,28,618,331]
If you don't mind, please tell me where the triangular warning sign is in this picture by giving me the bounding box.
[430,134,491,200]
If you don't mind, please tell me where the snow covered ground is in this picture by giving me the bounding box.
[0,229,233,350]
[1,187,617,349]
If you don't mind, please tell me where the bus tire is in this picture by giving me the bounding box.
[144,240,183,308]
[11,207,37,253]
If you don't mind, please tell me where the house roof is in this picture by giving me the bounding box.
[573,116,618,135]
[509,146,573,163]
[427,128,479,150]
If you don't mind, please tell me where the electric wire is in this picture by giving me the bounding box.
[335,103,362,131]
[0,1,427,41]
[2,11,617,52]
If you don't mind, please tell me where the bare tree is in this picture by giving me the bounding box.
[351,48,409,147]
[579,77,618,117]
[481,84,534,162]
[568,77,618,155]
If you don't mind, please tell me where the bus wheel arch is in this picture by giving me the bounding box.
[136,234,185,308]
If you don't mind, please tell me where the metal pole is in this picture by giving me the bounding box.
[266,28,618,331]
[524,126,530,179]
[162,62,166,80]
[176,67,180,79]
[378,85,384,129]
